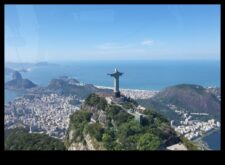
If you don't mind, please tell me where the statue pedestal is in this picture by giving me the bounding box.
[114,91,120,98]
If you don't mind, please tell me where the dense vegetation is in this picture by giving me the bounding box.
[66,93,180,150]
[5,128,65,150]
[85,93,108,110]
[65,110,93,146]
[180,136,199,150]
[137,99,181,123]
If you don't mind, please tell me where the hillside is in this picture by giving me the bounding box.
[137,84,221,122]
[5,128,65,150]
[47,77,112,98]
[65,93,181,150]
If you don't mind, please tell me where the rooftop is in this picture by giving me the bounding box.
[166,143,188,151]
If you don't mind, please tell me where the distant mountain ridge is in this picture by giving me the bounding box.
[47,77,112,98]
[154,84,220,114]
[137,84,220,122]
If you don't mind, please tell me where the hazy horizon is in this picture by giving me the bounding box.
[5,58,221,63]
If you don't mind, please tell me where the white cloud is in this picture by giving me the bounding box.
[141,40,154,46]
[97,43,130,50]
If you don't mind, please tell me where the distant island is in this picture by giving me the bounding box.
[5,67,15,75]
[5,62,58,74]
[35,62,52,66]
[5,71,37,90]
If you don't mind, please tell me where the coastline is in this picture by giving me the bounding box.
[193,128,220,150]
[193,127,220,142]
[95,85,159,92]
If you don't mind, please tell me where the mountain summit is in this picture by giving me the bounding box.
[5,71,37,90]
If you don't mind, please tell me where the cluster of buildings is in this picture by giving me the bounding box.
[5,93,81,139]
[167,104,221,140]
[95,86,158,100]
[174,119,220,140]
[120,89,158,100]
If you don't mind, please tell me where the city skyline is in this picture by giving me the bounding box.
[5,4,220,62]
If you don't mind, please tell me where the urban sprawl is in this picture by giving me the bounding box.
[4,88,220,141]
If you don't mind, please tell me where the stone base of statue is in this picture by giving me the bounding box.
[114,91,120,98]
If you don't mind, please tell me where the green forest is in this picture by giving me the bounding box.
[5,128,65,150]
[65,93,180,150]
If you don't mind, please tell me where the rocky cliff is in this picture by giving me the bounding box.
[5,71,37,90]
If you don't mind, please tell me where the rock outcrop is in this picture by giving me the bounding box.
[5,71,37,90]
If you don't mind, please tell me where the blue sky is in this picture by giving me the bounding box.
[5,4,220,62]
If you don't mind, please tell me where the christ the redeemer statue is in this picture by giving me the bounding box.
[108,68,123,97]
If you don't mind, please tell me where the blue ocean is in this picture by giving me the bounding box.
[4,60,221,150]
[202,130,221,150]
[5,60,220,89]
[5,60,220,104]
